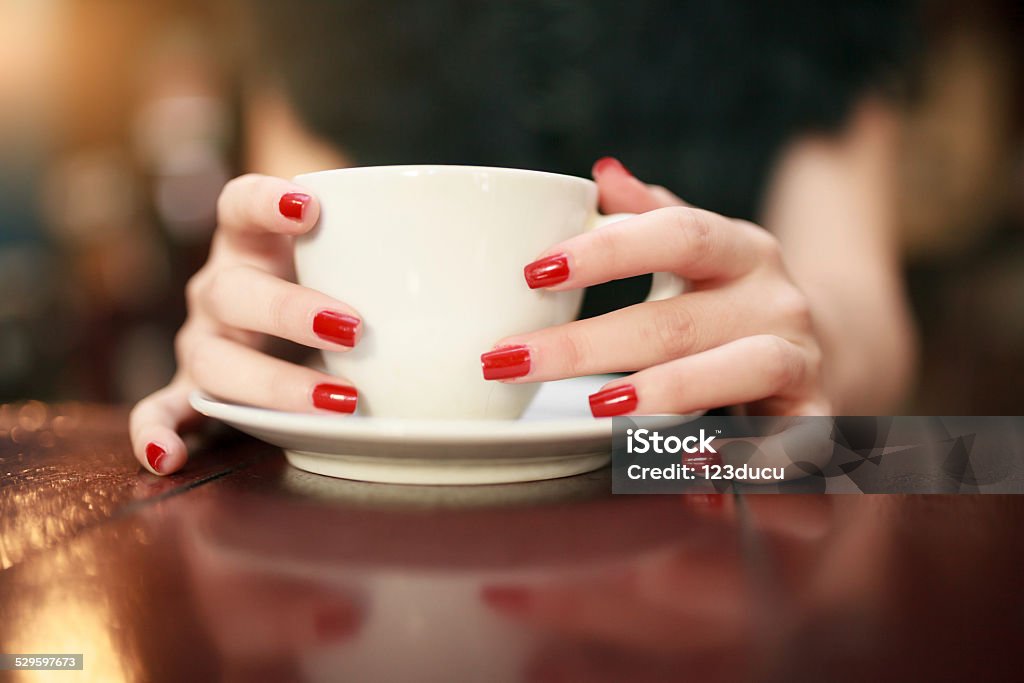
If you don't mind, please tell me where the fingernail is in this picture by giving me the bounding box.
[592,156,631,178]
[279,192,311,221]
[313,310,360,347]
[589,384,637,418]
[313,605,359,642]
[313,384,358,413]
[524,253,569,289]
[683,451,722,470]
[481,345,531,380]
[146,442,167,474]
[481,586,533,612]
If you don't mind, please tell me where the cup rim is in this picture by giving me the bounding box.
[292,164,596,190]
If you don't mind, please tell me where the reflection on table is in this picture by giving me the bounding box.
[1,404,1022,682]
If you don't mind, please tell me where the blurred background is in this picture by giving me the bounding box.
[0,0,1021,413]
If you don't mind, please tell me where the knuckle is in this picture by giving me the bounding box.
[751,226,782,262]
[557,331,592,377]
[662,206,691,233]
[689,211,714,253]
[184,270,209,311]
[804,343,824,381]
[203,270,228,316]
[173,325,197,365]
[588,226,620,273]
[205,266,246,320]
[755,334,804,391]
[667,207,714,264]
[649,302,699,358]
[184,339,218,385]
[175,326,214,381]
[216,175,246,219]
[777,285,813,330]
[265,284,298,335]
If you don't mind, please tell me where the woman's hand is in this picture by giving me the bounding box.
[130,174,362,475]
[481,158,830,417]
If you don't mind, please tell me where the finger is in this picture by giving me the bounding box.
[201,265,363,350]
[523,206,773,291]
[216,173,321,242]
[482,580,689,651]
[130,379,202,475]
[187,335,358,414]
[586,335,819,417]
[487,276,815,384]
[483,573,743,653]
[647,184,690,208]
[483,288,757,383]
[592,157,686,213]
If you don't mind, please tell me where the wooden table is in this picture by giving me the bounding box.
[1,403,1022,682]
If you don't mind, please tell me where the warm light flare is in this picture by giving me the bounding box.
[0,0,65,113]
[2,543,139,683]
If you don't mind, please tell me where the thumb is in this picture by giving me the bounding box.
[591,157,689,213]
[130,377,203,475]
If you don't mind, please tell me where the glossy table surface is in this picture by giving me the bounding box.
[1,403,1022,682]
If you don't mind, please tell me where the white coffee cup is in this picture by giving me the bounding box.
[293,165,683,420]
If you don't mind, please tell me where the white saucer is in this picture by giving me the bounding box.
[190,376,700,485]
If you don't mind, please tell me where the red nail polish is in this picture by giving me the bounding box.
[146,442,166,473]
[592,156,631,178]
[589,384,638,417]
[481,586,533,612]
[481,345,531,380]
[313,310,360,347]
[524,254,569,289]
[683,451,722,470]
[313,384,358,413]
[279,192,311,221]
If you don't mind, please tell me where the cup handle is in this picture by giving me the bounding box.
[588,212,687,302]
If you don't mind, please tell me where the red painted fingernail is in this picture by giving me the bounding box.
[481,586,533,612]
[313,310,360,347]
[481,345,531,380]
[589,384,638,417]
[683,450,722,470]
[279,192,311,221]
[524,254,569,289]
[146,442,167,473]
[592,156,631,178]
[313,384,358,413]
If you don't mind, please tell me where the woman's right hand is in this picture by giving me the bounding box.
[130,174,363,476]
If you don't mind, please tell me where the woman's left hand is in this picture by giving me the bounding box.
[480,157,830,417]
